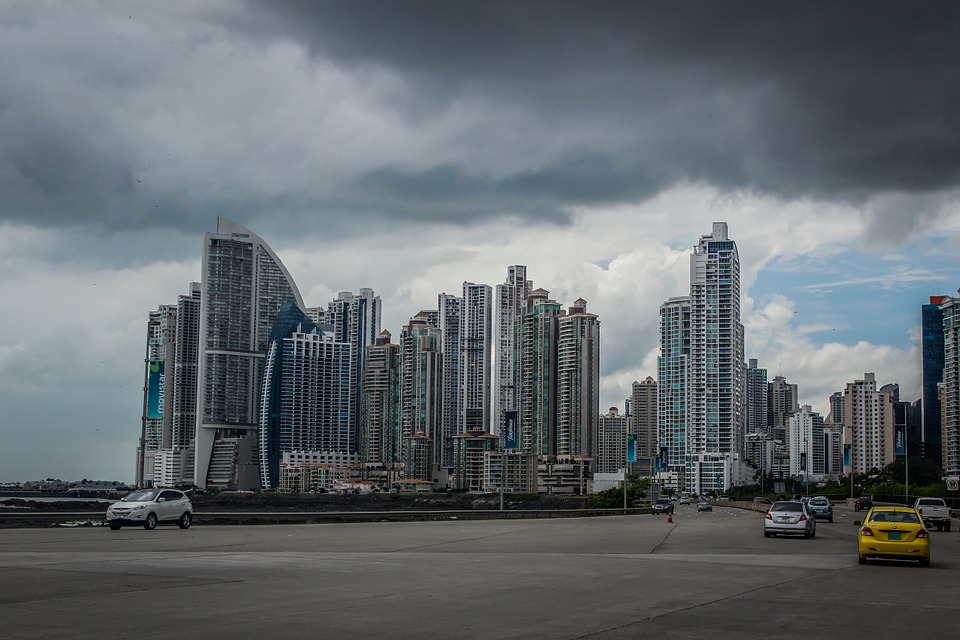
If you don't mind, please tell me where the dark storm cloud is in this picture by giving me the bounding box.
[249,0,960,202]
[2,1,958,240]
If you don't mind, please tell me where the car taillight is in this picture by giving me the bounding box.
[916,529,929,539]
[917,508,923,515]
[799,514,807,521]
[765,512,772,520]
[860,526,874,537]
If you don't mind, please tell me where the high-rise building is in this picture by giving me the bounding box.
[658,296,691,489]
[195,218,304,489]
[139,304,177,487]
[438,293,462,468]
[843,373,896,474]
[597,407,630,474]
[460,282,493,434]
[940,294,960,477]
[492,265,532,437]
[660,222,744,493]
[139,282,203,489]
[768,375,799,445]
[257,304,352,489]
[745,359,768,435]
[630,377,658,460]
[360,331,402,471]
[515,289,562,456]
[399,313,443,479]
[325,289,382,454]
[788,405,825,479]
[556,299,600,459]
[921,296,946,465]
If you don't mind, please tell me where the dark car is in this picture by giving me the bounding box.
[854,495,873,512]
[652,498,675,515]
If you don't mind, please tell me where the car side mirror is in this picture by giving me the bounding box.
[158,497,166,502]
[853,520,861,526]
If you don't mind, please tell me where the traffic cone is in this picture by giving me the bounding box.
[667,513,673,523]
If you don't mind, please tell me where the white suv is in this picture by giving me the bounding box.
[106,489,193,530]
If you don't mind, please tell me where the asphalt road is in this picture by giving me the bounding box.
[0,503,956,639]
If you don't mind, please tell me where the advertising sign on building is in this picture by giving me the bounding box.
[627,434,636,463]
[504,411,518,450]
[894,425,906,456]
[843,443,851,468]
[146,361,165,419]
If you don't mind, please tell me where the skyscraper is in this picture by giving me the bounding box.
[556,299,600,459]
[437,293,462,468]
[360,331,402,470]
[921,296,946,465]
[492,265,532,437]
[745,358,768,435]
[515,289,561,456]
[631,377,658,460]
[399,313,443,479]
[768,375,799,443]
[660,222,744,494]
[257,304,352,489]
[788,405,825,479]
[460,282,493,433]
[325,289,382,454]
[940,294,960,477]
[195,218,304,489]
[658,296,691,489]
[843,372,896,474]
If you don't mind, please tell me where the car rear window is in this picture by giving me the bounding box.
[917,499,943,506]
[771,502,803,512]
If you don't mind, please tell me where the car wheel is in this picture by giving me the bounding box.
[946,522,952,532]
[108,521,122,531]
[143,513,158,530]
[764,532,772,538]
[919,558,930,567]
[810,528,816,538]
[828,516,833,523]
[858,555,866,565]
[178,512,192,529]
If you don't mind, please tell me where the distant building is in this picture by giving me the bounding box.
[922,296,946,465]
[768,375,799,445]
[940,294,960,477]
[745,359,768,435]
[492,265,532,438]
[399,314,443,483]
[630,377,658,461]
[788,405,825,480]
[843,373,896,474]
[360,331,401,474]
[597,407,630,475]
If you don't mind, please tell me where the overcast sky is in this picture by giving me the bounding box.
[2,1,959,483]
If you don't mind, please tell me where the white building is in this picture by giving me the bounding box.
[843,372,896,474]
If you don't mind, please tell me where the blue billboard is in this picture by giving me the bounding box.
[843,443,851,468]
[626,434,636,463]
[146,361,165,419]
[504,411,518,450]
[895,425,906,456]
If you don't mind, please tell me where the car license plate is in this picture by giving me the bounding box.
[888,532,902,541]
[778,517,790,523]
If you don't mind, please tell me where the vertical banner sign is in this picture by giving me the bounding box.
[626,434,637,463]
[843,443,851,468]
[894,425,906,456]
[800,452,807,472]
[146,361,165,419]
[659,446,669,469]
[504,411,518,450]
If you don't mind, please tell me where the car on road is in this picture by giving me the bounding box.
[854,495,873,512]
[764,501,816,538]
[106,488,193,531]
[679,496,691,505]
[913,497,952,532]
[753,496,771,505]
[697,499,713,512]
[856,506,930,566]
[652,498,675,515]
[807,496,833,522]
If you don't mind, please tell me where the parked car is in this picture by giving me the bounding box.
[106,488,193,530]
[753,496,771,505]
[913,497,952,532]
[763,501,816,538]
[697,499,713,512]
[652,498,675,515]
[807,496,833,522]
[856,506,930,566]
[854,495,873,512]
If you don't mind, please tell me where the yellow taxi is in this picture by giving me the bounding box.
[856,506,930,567]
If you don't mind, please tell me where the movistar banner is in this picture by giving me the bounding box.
[627,434,636,463]
[146,360,165,419]
[504,411,518,450]
[659,446,668,469]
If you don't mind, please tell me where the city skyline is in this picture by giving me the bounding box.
[2,2,959,482]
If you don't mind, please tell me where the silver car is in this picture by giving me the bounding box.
[763,501,816,538]
[106,489,193,530]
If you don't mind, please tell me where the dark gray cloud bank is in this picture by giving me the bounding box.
[1,1,958,247]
